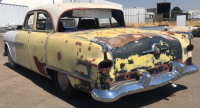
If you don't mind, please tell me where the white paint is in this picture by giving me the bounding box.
[177,15,186,27]
[2,0,123,10]
[32,3,120,31]
[3,30,20,63]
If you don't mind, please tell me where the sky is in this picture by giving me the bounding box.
[110,0,200,11]
[0,0,199,11]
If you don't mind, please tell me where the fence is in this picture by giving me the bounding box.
[0,3,29,26]
[123,8,146,24]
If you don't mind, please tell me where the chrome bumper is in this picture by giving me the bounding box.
[91,62,198,102]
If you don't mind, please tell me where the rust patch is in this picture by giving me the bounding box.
[65,40,68,43]
[80,59,98,69]
[33,56,47,76]
[92,58,96,62]
[76,42,82,46]
[57,51,62,61]
[105,78,111,85]
[167,32,176,35]
[88,47,91,51]
[94,34,146,48]
[79,48,81,52]
[124,73,131,80]
[102,49,104,54]
[80,55,84,59]
[100,68,111,89]
[182,35,186,39]
[77,52,79,56]
[40,57,43,62]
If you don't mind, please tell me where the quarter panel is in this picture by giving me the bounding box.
[46,33,105,90]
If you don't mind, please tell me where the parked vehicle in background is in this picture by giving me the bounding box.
[2,3,198,102]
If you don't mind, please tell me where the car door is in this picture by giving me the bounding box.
[15,12,36,69]
[28,11,54,76]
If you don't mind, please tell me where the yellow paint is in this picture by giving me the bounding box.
[47,35,104,84]
[28,32,51,74]
[114,53,173,74]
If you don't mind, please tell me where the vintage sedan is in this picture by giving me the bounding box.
[2,3,198,102]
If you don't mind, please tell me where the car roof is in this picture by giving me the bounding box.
[31,3,120,31]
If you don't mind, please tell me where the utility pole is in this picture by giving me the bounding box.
[53,0,54,4]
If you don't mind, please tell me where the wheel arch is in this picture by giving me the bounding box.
[4,43,8,56]
[45,68,75,87]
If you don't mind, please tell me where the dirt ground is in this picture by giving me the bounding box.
[0,36,200,108]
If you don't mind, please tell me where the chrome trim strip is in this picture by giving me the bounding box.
[46,65,98,83]
[90,41,115,68]
[45,33,53,66]
[143,43,167,54]
[90,41,107,52]
[91,62,198,102]
[5,40,24,45]
[14,42,24,45]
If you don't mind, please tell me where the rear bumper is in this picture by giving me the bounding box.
[91,62,198,102]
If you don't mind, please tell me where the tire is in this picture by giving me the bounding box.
[54,71,80,97]
[7,49,18,68]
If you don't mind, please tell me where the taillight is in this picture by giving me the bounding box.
[98,60,113,70]
[187,44,194,52]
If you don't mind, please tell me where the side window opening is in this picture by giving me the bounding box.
[24,13,34,29]
[36,12,53,30]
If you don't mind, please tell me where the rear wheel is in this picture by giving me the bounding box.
[7,49,18,68]
[54,71,80,97]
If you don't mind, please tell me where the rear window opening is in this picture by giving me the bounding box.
[57,9,125,32]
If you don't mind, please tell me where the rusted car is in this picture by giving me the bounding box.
[2,3,198,102]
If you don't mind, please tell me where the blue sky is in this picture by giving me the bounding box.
[111,0,200,11]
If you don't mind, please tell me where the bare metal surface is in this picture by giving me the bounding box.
[0,36,200,108]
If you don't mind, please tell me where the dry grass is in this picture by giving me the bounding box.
[126,21,200,28]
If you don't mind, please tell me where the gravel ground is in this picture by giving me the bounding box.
[0,36,200,108]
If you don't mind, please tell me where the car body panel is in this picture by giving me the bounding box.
[38,28,191,85]
[15,30,32,69]
[46,28,190,84]
[29,31,51,75]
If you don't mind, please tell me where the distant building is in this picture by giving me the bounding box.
[187,10,200,19]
